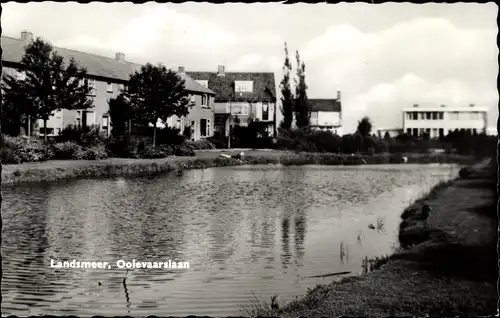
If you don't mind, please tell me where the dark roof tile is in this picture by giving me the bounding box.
[186,71,276,102]
[1,35,214,95]
[308,99,342,112]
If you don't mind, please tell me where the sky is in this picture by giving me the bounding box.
[1,2,498,133]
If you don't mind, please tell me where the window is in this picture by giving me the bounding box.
[262,103,269,121]
[419,112,425,120]
[176,119,181,129]
[106,82,113,93]
[448,112,459,120]
[200,119,207,137]
[438,112,444,120]
[412,128,418,136]
[234,80,253,93]
[432,128,438,138]
[201,94,208,106]
[406,128,411,135]
[432,112,438,120]
[230,103,249,115]
[191,121,196,141]
[426,112,431,120]
[102,116,109,127]
[473,128,477,135]
[85,78,96,96]
[439,128,444,138]
[470,112,480,120]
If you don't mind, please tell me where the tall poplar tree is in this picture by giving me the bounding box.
[279,42,294,130]
[294,50,310,129]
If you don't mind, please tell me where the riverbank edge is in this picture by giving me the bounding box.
[245,159,496,317]
[1,152,476,186]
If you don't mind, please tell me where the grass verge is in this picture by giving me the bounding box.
[1,151,475,186]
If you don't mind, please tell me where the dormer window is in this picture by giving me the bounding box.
[235,81,253,93]
[196,80,209,88]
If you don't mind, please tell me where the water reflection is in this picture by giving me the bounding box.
[1,164,460,316]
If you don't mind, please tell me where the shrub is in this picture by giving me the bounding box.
[139,145,169,159]
[207,133,228,149]
[183,139,216,150]
[51,142,84,160]
[173,144,196,156]
[1,136,53,163]
[57,124,106,147]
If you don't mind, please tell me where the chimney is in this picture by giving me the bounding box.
[20,31,33,43]
[469,103,475,107]
[337,89,341,101]
[115,52,125,62]
[217,65,225,76]
[440,104,446,107]
[413,104,419,107]
[178,66,185,73]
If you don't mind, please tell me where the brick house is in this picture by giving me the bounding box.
[1,31,216,140]
[186,65,277,137]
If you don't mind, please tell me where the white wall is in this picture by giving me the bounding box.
[403,107,488,138]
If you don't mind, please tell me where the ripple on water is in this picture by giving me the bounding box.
[1,164,459,316]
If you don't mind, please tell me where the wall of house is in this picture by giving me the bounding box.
[166,93,215,141]
[309,111,342,134]
[403,108,488,138]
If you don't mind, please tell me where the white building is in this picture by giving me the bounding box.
[402,104,488,139]
[308,90,342,135]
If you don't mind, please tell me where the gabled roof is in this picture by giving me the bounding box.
[186,71,276,102]
[1,35,214,95]
[308,99,342,112]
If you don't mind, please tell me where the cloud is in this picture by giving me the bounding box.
[297,17,498,133]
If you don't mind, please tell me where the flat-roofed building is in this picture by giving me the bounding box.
[402,104,488,139]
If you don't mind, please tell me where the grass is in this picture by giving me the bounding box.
[245,159,497,317]
[1,150,477,185]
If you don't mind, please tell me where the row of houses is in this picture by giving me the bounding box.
[1,31,344,141]
[377,104,492,139]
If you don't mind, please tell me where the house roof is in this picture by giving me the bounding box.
[308,99,342,112]
[185,71,276,102]
[1,35,214,95]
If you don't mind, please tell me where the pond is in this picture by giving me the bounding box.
[1,164,459,316]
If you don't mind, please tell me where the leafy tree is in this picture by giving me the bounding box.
[1,76,33,136]
[279,42,294,130]
[108,94,134,138]
[356,116,373,137]
[6,38,93,141]
[294,50,310,128]
[125,63,193,147]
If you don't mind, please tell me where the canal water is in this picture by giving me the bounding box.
[1,164,459,316]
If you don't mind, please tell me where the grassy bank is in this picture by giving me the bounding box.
[245,159,497,317]
[1,151,476,186]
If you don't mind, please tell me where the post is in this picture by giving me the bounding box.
[28,116,31,136]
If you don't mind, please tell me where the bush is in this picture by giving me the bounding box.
[173,144,196,156]
[207,133,228,149]
[57,124,106,147]
[51,142,84,160]
[51,141,108,160]
[139,145,169,159]
[183,139,216,150]
[1,136,53,163]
